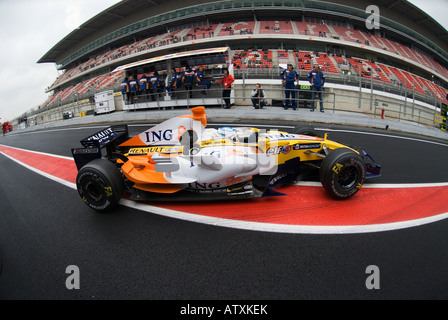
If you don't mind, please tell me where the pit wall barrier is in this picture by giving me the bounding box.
[21,81,444,132]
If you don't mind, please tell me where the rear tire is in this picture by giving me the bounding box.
[76,158,124,212]
[319,148,366,200]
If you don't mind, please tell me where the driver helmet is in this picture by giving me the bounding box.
[217,127,237,141]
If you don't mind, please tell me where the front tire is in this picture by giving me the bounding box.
[319,148,366,200]
[76,158,124,212]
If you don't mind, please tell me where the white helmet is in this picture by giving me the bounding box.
[217,127,237,141]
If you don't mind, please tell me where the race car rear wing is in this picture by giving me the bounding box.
[71,125,129,170]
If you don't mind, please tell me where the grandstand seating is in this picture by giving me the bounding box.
[217,21,255,36]
[330,26,366,45]
[95,70,126,90]
[50,20,448,88]
[313,53,339,74]
[44,19,448,107]
[295,22,331,36]
[332,55,347,67]
[51,20,448,86]
[233,50,273,69]
[259,21,294,34]
[295,51,313,71]
[415,51,436,71]
[362,60,391,84]
[277,50,290,65]
[182,24,220,40]
[399,69,426,94]
[367,33,390,50]
[346,58,364,75]
[41,71,126,109]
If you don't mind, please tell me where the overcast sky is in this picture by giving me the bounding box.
[0,0,447,122]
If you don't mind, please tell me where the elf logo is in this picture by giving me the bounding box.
[144,129,173,143]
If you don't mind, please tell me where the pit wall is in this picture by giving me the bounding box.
[23,81,440,130]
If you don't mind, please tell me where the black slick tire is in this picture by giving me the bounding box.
[76,158,124,212]
[319,148,366,200]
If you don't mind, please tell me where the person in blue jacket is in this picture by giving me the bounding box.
[280,64,299,110]
[138,75,148,100]
[195,66,211,95]
[308,65,326,112]
[182,66,195,98]
[128,76,138,103]
[120,77,130,104]
[148,71,162,101]
[166,68,180,97]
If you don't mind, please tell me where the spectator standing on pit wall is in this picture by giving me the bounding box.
[121,77,130,103]
[308,65,326,112]
[195,66,211,95]
[128,76,138,103]
[138,75,148,100]
[182,66,195,99]
[166,68,180,97]
[251,83,267,109]
[217,68,234,109]
[149,71,162,101]
[280,64,299,110]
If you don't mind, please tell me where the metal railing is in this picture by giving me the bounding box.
[23,77,444,131]
[120,85,336,111]
[234,68,445,109]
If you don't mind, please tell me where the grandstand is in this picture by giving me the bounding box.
[24,0,448,129]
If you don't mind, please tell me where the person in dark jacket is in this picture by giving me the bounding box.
[182,66,195,98]
[138,75,148,100]
[121,77,130,103]
[128,76,138,103]
[280,64,299,110]
[195,66,211,95]
[308,65,326,112]
[166,68,180,97]
[148,71,162,101]
[251,83,267,109]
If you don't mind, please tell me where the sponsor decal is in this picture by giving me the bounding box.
[128,146,182,155]
[188,182,221,190]
[72,147,100,155]
[104,186,113,197]
[267,145,292,155]
[144,129,173,143]
[85,127,115,144]
[332,163,344,174]
[80,126,126,149]
[200,139,233,147]
[266,133,320,141]
[293,143,322,150]
[282,145,291,154]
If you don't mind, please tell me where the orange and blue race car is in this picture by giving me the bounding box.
[71,106,381,212]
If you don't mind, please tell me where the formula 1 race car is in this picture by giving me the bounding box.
[72,106,381,212]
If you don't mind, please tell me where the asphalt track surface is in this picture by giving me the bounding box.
[1,121,448,302]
